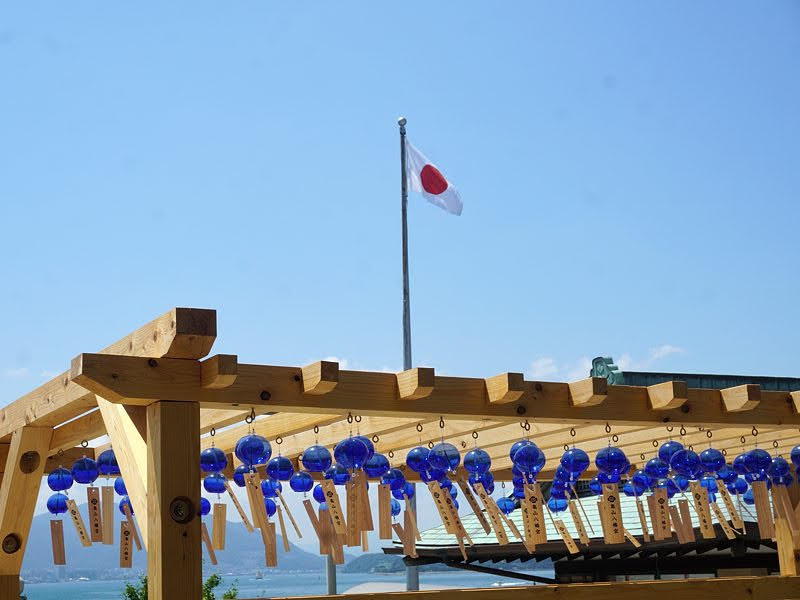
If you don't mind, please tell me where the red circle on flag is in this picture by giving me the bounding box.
[420,164,448,195]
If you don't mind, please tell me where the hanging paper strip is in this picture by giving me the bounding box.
[87,487,103,543]
[50,520,66,565]
[568,501,590,545]
[102,486,115,545]
[751,480,775,539]
[377,484,393,539]
[212,503,227,550]
[201,522,218,565]
[66,499,91,548]
[119,521,133,568]
[455,474,491,534]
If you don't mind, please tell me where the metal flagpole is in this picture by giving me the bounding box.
[398,116,419,592]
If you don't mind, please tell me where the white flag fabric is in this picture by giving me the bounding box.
[405,140,463,216]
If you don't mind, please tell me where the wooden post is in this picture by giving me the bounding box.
[0,426,52,600]
[146,401,201,600]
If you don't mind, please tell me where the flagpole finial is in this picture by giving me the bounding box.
[397,116,407,128]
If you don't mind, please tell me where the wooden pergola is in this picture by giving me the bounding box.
[1,307,799,600]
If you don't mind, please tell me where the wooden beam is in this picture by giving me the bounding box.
[397,368,435,400]
[569,378,607,407]
[301,361,339,395]
[0,426,53,591]
[49,409,105,454]
[791,391,800,415]
[147,401,201,600]
[70,354,800,427]
[242,576,800,600]
[647,380,688,410]
[0,307,216,441]
[200,354,238,389]
[486,373,525,404]
[201,413,343,453]
[720,384,761,412]
[199,408,249,434]
[97,397,148,547]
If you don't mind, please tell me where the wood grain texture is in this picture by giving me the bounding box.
[201,354,238,389]
[146,401,201,600]
[568,378,607,407]
[396,367,435,400]
[486,372,525,405]
[647,380,688,410]
[301,361,339,395]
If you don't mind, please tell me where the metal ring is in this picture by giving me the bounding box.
[751,426,758,437]
[210,427,216,437]
[461,441,467,449]
[57,448,64,457]
[773,440,779,449]
[570,428,576,437]
[354,415,362,423]
[313,425,319,434]
[275,436,283,445]
[439,417,445,429]
[372,434,379,443]
[688,444,694,451]
[652,440,658,447]
[388,450,394,458]
[605,423,611,434]
[245,415,254,424]
[563,444,569,452]
[706,430,712,439]
[427,441,434,449]
[80,440,88,449]
[679,426,686,436]
[347,413,353,424]
[416,423,423,432]
[740,435,746,445]
[640,453,646,461]
[472,431,478,440]
[666,425,674,432]
[612,434,619,443]
[722,449,727,456]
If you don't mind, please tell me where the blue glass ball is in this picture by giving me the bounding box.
[301,445,333,473]
[745,469,768,483]
[547,497,568,512]
[699,448,725,473]
[200,447,228,473]
[334,437,369,470]
[449,487,458,500]
[744,449,772,473]
[632,469,652,490]
[290,471,314,493]
[390,498,401,516]
[261,479,282,498]
[419,468,447,483]
[392,484,412,501]
[509,439,533,462]
[550,485,567,499]
[733,477,748,494]
[313,484,326,504]
[630,477,648,496]
[623,483,635,497]
[324,465,351,485]
[658,440,684,464]
[768,456,790,478]
[97,449,120,476]
[235,434,271,467]
[597,470,621,484]
[118,495,133,515]
[406,447,430,473]
[233,465,250,488]
[71,457,99,485]
[718,464,738,485]
[354,436,375,460]
[47,493,68,515]
[775,473,794,487]
[264,498,276,517]
[381,468,406,491]
[791,445,800,468]
[483,481,495,494]
[114,477,127,496]
[670,449,701,477]
[428,443,460,472]
[732,453,748,474]
[204,473,227,494]
[496,496,515,515]
[267,456,295,481]
[743,488,755,505]
[452,499,460,511]
[47,467,73,492]
[700,476,718,493]
[364,453,390,478]
[402,481,416,498]
[672,474,690,492]
[439,477,453,492]
[464,448,492,474]
[595,446,628,474]
[554,465,576,483]
[513,486,526,499]
[645,458,670,480]
[588,477,602,495]
[200,497,211,516]
[512,443,544,472]
[318,502,328,511]
[560,448,590,475]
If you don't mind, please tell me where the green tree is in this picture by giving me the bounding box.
[122,574,238,600]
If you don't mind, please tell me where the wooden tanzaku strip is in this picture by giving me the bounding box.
[317,505,331,554]
[102,486,115,544]
[321,479,347,534]
[716,479,744,530]
[66,499,92,547]
[454,474,492,534]
[403,494,422,541]
[72,353,800,426]
[568,377,607,407]
[264,523,278,567]
[403,510,418,558]
[201,522,218,565]
[378,484,393,539]
[275,490,302,538]
[635,497,651,542]
[710,502,736,540]
[0,307,216,444]
[668,505,688,544]
[221,453,236,480]
[523,483,548,545]
[623,528,642,548]
[87,487,103,542]
[122,502,142,551]
[553,518,579,553]
[201,354,238,389]
[772,485,800,538]
[361,530,368,551]
[397,367,435,400]
[647,380,688,410]
[49,409,105,454]
[689,480,716,540]
[652,488,671,540]
[225,480,253,532]
[212,503,227,550]
[119,521,133,568]
[346,479,360,547]
[751,480,775,539]
[245,472,269,530]
[357,471,374,532]
[473,483,509,545]
[568,501,590,545]
[499,510,524,541]
[776,517,800,576]
[276,506,290,552]
[302,361,339,395]
[303,500,322,539]
[677,498,695,542]
[326,512,344,565]
[721,384,761,412]
[427,481,457,534]
[51,520,66,565]
[486,372,525,405]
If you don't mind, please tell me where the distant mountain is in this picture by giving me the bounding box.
[22,503,341,579]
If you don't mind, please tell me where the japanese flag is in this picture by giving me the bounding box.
[405,141,463,216]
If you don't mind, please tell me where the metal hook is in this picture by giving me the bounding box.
[313,425,319,434]
[569,427,576,437]
[275,436,283,445]
[612,434,619,443]
[679,426,686,436]
[666,425,674,433]
[80,440,88,448]
[347,412,353,424]
[563,444,569,452]
[416,423,423,433]
[388,450,394,458]
[605,423,611,434]
[210,427,216,437]
[706,430,712,439]
[427,440,434,449]
[439,416,445,429]
[472,431,478,440]
[372,434,379,443]
[751,426,758,437]
[652,440,658,447]
[354,415,362,423]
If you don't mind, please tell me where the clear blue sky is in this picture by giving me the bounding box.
[2,1,799,407]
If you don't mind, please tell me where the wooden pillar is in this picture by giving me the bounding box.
[0,427,52,600]
[147,401,201,600]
